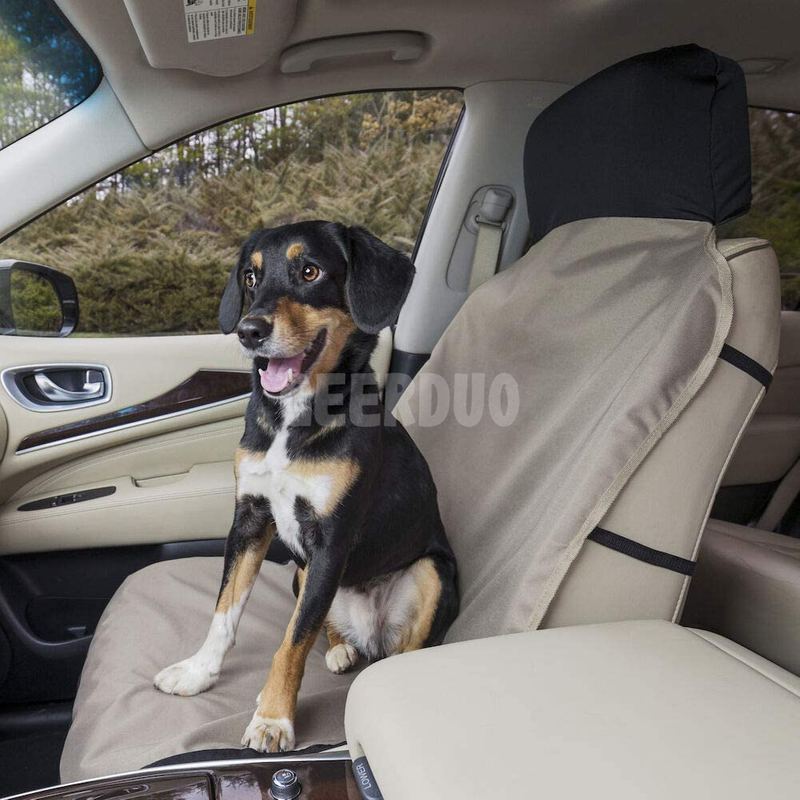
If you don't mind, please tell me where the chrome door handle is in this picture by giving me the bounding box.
[34,370,105,402]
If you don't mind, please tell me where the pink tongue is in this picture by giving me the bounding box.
[260,352,305,394]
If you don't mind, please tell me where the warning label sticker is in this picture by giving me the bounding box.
[184,0,256,43]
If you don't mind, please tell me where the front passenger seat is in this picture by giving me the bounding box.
[61,44,780,781]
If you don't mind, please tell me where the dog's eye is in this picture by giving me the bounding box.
[244,270,257,289]
[301,264,321,282]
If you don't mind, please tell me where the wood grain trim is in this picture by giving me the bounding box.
[17,369,251,453]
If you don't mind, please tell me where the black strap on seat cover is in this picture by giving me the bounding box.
[587,527,695,576]
[719,343,773,389]
[586,345,771,576]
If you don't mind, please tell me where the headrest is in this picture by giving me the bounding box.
[524,44,751,244]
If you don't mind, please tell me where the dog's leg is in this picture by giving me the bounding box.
[242,549,344,752]
[396,558,444,654]
[154,499,275,696]
[324,620,358,675]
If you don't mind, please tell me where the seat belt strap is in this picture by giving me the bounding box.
[468,220,504,294]
[467,187,513,294]
[719,343,773,388]
[587,526,696,576]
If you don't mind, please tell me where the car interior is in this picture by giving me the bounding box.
[0,1,799,798]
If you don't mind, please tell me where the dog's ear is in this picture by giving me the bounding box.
[219,249,247,334]
[219,260,243,334]
[342,226,415,334]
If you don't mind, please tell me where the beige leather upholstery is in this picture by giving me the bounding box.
[721,310,800,489]
[345,620,800,800]
[545,240,780,626]
[682,518,800,676]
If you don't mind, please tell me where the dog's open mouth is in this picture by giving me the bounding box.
[256,329,327,396]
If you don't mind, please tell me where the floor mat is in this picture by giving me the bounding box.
[0,729,67,796]
[0,703,71,797]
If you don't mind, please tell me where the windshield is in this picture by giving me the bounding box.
[0,0,101,150]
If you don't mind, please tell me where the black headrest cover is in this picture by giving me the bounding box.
[524,44,751,244]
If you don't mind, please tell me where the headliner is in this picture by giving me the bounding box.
[56,0,800,151]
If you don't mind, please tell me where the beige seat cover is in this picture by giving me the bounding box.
[683,518,800,676]
[60,557,361,781]
[398,217,733,641]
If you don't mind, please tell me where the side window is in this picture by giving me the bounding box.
[718,108,800,310]
[1,90,462,336]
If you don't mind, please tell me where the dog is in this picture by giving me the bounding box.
[154,221,459,753]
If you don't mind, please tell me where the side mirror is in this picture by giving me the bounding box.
[0,259,79,337]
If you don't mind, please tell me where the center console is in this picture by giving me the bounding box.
[11,754,370,800]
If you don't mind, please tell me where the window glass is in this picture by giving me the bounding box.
[0,0,101,148]
[1,90,462,336]
[718,108,800,309]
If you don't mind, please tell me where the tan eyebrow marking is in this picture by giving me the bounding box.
[286,243,304,260]
[250,252,263,268]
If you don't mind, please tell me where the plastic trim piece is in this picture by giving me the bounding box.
[280,32,425,74]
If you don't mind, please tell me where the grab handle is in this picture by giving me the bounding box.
[280,31,425,74]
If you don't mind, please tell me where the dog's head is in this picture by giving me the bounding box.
[219,221,414,398]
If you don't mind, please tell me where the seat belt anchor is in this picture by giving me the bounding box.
[475,187,513,230]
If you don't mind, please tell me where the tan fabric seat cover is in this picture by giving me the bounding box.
[398,217,732,639]
[60,558,361,781]
[683,518,800,676]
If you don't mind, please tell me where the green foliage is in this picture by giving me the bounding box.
[0,0,99,148]
[1,91,461,334]
[9,270,61,334]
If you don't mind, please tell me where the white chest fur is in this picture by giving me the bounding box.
[236,416,335,559]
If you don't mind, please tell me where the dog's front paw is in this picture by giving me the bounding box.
[154,656,217,696]
[241,714,295,753]
[325,642,358,674]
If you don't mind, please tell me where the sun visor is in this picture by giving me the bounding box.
[123,0,297,77]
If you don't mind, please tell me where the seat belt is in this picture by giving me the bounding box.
[467,188,513,294]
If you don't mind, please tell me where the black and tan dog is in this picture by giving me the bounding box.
[154,221,458,753]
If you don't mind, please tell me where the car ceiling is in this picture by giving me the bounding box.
[59,0,800,152]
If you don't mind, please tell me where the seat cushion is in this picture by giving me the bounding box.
[682,518,800,675]
[60,557,361,782]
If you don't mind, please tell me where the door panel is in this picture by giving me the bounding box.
[1,461,235,555]
[0,540,231,704]
[0,333,248,505]
[12,418,242,501]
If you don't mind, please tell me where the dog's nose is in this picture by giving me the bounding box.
[237,317,273,348]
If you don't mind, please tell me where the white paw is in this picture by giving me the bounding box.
[325,642,358,674]
[154,656,217,696]
[241,714,295,753]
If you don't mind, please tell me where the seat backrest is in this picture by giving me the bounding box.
[711,309,800,528]
[397,44,781,642]
[544,238,780,627]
